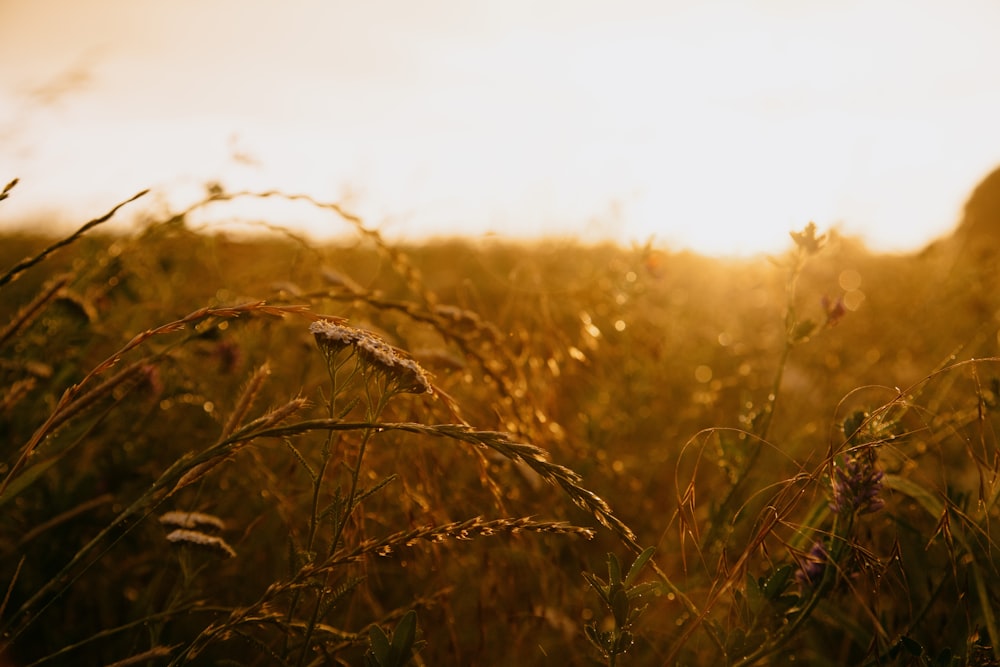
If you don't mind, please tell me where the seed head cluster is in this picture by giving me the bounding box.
[165,529,237,558]
[159,511,226,533]
[310,319,365,354]
[160,511,235,557]
[309,320,432,394]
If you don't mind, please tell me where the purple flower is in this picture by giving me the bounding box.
[795,541,829,587]
[830,448,885,516]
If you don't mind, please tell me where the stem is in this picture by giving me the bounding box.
[700,248,804,554]
[285,350,351,662]
[736,514,854,666]
[297,366,393,664]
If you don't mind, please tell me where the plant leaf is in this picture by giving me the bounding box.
[624,546,655,587]
[607,552,622,584]
[368,624,391,661]
[389,610,418,665]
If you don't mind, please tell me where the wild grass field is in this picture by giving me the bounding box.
[1,183,998,666]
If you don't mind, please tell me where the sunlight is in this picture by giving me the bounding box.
[2,1,999,255]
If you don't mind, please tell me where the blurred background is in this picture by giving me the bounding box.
[2,0,1000,255]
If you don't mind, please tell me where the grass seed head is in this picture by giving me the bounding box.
[165,529,237,558]
[160,511,226,533]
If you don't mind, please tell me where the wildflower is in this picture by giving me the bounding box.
[795,540,829,587]
[309,321,433,394]
[392,357,434,394]
[789,222,826,255]
[821,294,846,328]
[354,332,433,395]
[309,319,362,355]
[354,332,398,368]
[166,529,236,558]
[830,447,885,516]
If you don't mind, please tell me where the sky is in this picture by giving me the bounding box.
[2,0,1000,256]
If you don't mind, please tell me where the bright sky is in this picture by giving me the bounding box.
[2,0,999,255]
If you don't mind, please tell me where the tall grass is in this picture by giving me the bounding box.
[1,181,998,665]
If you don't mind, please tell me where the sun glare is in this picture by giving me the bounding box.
[1,1,999,255]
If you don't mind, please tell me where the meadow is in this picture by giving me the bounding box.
[1,183,998,665]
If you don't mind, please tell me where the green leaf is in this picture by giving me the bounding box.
[368,624,391,662]
[389,610,418,664]
[607,553,622,585]
[790,319,816,343]
[761,565,793,601]
[611,585,630,627]
[843,411,867,443]
[627,602,649,625]
[0,457,60,508]
[624,546,656,587]
[583,571,610,603]
[626,581,659,600]
[615,629,634,654]
[884,474,943,518]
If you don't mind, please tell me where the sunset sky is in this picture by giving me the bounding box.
[2,1,1000,255]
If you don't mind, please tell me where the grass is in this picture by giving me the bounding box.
[0,181,998,665]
